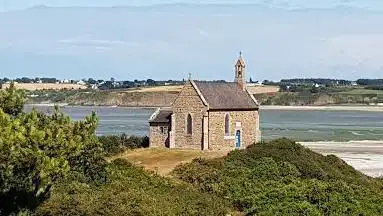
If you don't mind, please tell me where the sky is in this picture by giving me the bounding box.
[3,0,383,11]
[1,0,383,81]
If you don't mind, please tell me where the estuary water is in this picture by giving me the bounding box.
[25,106,383,142]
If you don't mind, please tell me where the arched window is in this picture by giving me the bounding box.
[187,114,192,135]
[224,114,230,136]
[237,66,242,76]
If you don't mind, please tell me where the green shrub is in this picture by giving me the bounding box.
[37,159,231,216]
[0,85,106,215]
[98,134,149,156]
[172,138,383,215]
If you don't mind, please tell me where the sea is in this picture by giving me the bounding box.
[25,105,383,142]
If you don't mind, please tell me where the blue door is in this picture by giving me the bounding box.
[235,130,241,148]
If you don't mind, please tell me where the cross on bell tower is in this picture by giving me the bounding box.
[234,51,246,90]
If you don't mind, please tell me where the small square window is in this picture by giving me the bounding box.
[160,126,168,134]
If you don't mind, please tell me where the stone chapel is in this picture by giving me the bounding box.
[148,53,261,150]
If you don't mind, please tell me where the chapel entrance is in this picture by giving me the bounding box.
[235,130,241,148]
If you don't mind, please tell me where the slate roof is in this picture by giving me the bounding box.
[149,108,172,123]
[193,81,259,110]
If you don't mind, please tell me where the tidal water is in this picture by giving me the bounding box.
[25,106,383,141]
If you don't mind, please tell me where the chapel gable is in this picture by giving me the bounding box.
[171,80,207,111]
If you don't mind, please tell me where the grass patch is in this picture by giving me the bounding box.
[336,88,383,95]
[112,148,229,176]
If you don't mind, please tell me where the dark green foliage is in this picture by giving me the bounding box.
[280,78,352,86]
[0,82,25,116]
[234,138,367,182]
[172,138,383,215]
[357,79,383,86]
[0,85,107,215]
[36,159,231,216]
[99,134,149,156]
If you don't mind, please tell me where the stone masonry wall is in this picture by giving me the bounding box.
[208,110,260,150]
[149,122,170,148]
[172,81,208,149]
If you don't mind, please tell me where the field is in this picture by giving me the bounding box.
[247,85,280,94]
[111,148,229,175]
[130,84,279,94]
[2,83,87,91]
[336,88,383,95]
[128,85,184,92]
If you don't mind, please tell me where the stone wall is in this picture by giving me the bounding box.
[208,110,260,150]
[149,122,170,148]
[172,81,208,149]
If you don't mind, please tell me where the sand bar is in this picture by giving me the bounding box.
[301,140,383,177]
[262,105,383,112]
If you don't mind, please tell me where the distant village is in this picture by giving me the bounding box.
[1,77,383,91]
[0,77,185,90]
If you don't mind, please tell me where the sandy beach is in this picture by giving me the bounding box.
[262,105,383,112]
[301,140,383,177]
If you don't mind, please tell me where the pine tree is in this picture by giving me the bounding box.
[0,85,105,215]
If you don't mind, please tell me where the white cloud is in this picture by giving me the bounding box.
[198,29,209,37]
[57,38,142,47]
[317,34,383,70]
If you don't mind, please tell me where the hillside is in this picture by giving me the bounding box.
[25,85,383,106]
[172,138,383,215]
[26,89,180,107]
[255,89,383,106]
[36,159,232,216]
[25,85,279,107]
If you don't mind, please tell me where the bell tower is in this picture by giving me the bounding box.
[234,52,246,90]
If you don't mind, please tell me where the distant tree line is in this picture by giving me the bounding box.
[0,77,58,84]
[280,78,352,86]
[262,80,280,85]
[356,79,383,86]
[97,79,185,90]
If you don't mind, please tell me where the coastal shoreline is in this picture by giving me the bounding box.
[301,140,383,177]
[25,103,160,109]
[26,103,383,112]
[261,105,383,112]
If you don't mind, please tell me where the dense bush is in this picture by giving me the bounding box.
[36,159,231,216]
[0,82,25,116]
[99,134,149,156]
[0,84,107,215]
[172,138,383,215]
[365,85,383,90]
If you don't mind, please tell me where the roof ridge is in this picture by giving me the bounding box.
[245,88,260,106]
[148,108,161,122]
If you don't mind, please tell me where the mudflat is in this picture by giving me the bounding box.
[262,105,383,112]
[302,141,383,177]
